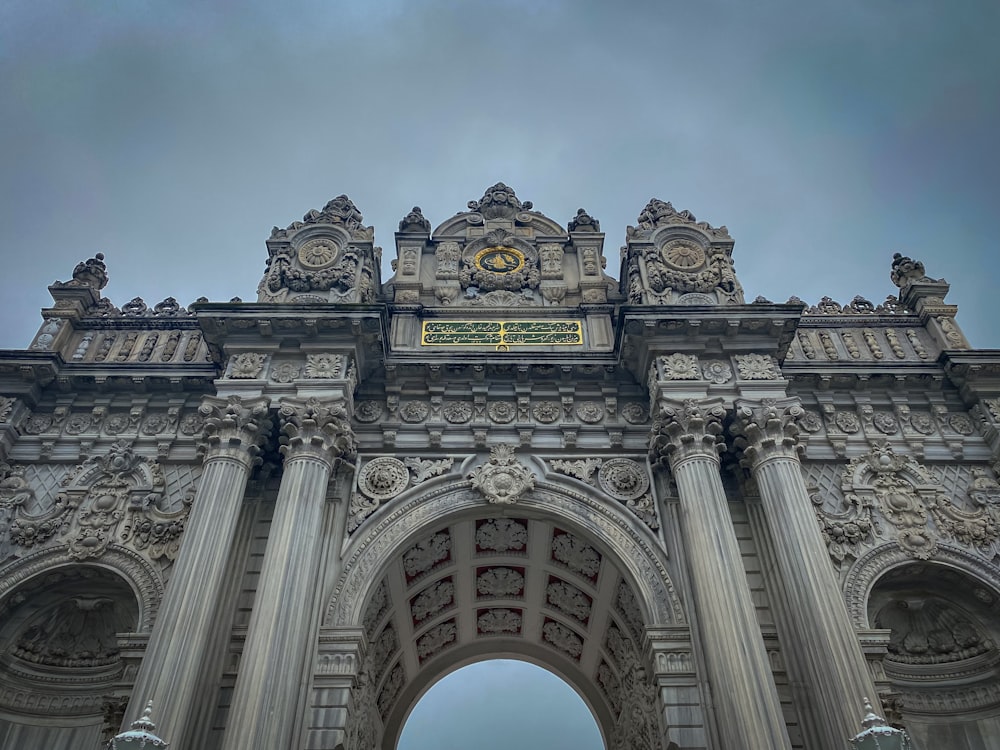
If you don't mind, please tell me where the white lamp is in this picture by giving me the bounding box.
[849,697,912,750]
[107,700,170,749]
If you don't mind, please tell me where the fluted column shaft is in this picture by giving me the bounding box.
[222,398,356,750]
[127,396,271,746]
[734,398,878,749]
[652,399,792,750]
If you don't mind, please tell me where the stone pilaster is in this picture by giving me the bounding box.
[222,397,356,750]
[733,397,879,750]
[127,395,271,746]
[650,398,792,750]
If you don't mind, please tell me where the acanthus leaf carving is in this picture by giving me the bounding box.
[278,397,357,464]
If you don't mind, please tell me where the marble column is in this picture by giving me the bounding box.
[127,395,271,746]
[733,398,879,749]
[222,397,356,750]
[651,398,792,750]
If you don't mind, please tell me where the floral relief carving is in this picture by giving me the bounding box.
[909,411,936,435]
[468,444,536,505]
[477,567,525,598]
[304,353,344,379]
[0,396,16,423]
[551,531,601,580]
[229,352,266,379]
[598,458,649,502]
[656,353,700,380]
[416,620,458,662]
[799,410,823,433]
[443,401,472,424]
[546,579,592,622]
[475,518,527,553]
[402,531,451,581]
[354,400,384,423]
[411,579,455,623]
[269,361,301,383]
[551,458,602,484]
[625,495,660,530]
[873,412,899,435]
[735,353,778,380]
[542,619,583,659]
[532,401,561,424]
[834,411,861,434]
[815,444,1000,564]
[488,401,516,424]
[948,413,975,436]
[399,401,430,424]
[620,402,649,425]
[575,401,605,424]
[477,608,522,636]
[701,360,733,384]
[358,457,410,502]
[404,457,454,484]
[377,662,404,718]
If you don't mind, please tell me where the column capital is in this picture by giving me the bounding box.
[278,396,357,465]
[197,395,272,464]
[649,397,727,469]
[732,396,804,469]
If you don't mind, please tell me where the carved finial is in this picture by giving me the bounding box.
[132,700,157,732]
[467,182,532,219]
[890,252,935,288]
[567,208,600,233]
[69,252,109,289]
[398,206,431,233]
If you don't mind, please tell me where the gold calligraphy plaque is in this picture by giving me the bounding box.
[421,320,583,349]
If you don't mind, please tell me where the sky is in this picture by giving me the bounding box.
[0,2,997,747]
[0,1,998,352]
[398,660,602,750]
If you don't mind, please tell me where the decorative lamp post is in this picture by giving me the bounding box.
[849,698,912,750]
[107,700,170,749]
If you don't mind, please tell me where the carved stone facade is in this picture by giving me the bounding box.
[1,185,997,749]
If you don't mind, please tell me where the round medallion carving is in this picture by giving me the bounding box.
[575,401,604,424]
[620,402,649,425]
[532,401,561,424]
[443,402,472,424]
[598,458,649,501]
[358,457,410,501]
[662,240,706,271]
[354,400,384,423]
[399,401,429,423]
[297,238,340,270]
[488,402,516,424]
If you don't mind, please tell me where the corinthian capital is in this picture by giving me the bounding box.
[278,397,357,464]
[731,397,804,468]
[649,398,727,469]
[197,395,272,464]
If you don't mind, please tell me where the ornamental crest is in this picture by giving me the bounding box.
[468,444,536,505]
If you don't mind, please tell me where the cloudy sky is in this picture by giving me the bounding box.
[0,1,996,745]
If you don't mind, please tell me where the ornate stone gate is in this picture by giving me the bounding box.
[2,184,999,749]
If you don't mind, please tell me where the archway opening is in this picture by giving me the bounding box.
[868,562,1000,748]
[397,658,604,750]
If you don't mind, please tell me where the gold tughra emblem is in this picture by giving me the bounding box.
[474,246,525,274]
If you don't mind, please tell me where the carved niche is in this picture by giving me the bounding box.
[258,195,379,304]
[622,198,744,305]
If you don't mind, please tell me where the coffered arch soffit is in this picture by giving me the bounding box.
[325,475,684,629]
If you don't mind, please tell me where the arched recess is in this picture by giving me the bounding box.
[324,478,689,750]
[0,550,155,746]
[845,543,1000,747]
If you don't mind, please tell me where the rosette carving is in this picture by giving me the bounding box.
[278,397,357,464]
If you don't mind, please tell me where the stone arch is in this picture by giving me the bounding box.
[859,549,1000,746]
[0,544,164,632]
[323,477,686,750]
[326,478,684,629]
[843,541,1000,629]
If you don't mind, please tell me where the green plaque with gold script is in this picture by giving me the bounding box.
[421,320,583,350]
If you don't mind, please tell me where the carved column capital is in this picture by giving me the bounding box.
[649,397,727,469]
[278,397,357,465]
[197,395,272,465]
[732,397,804,468]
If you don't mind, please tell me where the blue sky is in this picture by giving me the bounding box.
[0,2,997,746]
[0,0,996,351]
